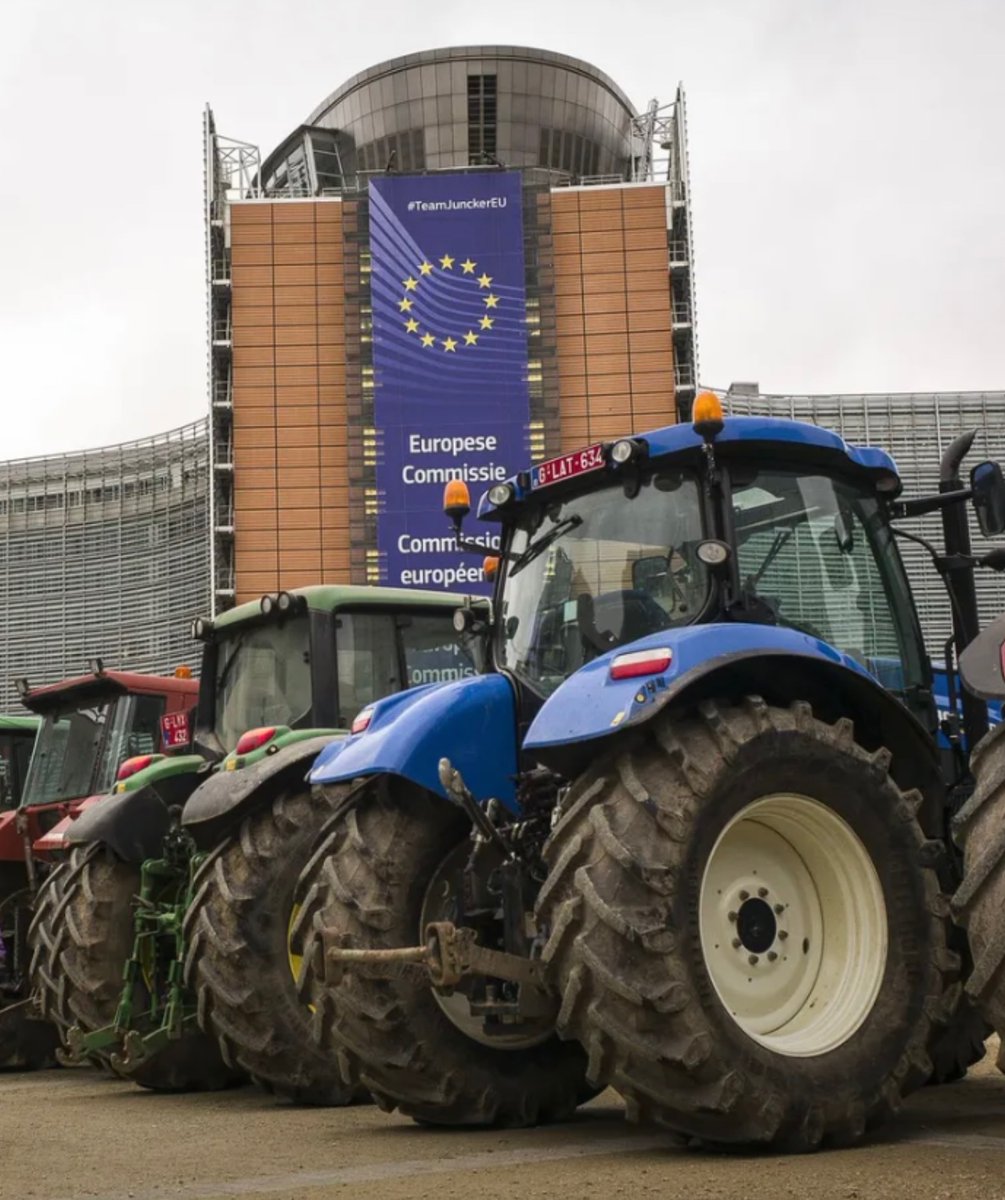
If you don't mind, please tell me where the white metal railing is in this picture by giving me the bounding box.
[211,257,231,282]
[674,362,695,389]
[212,319,232,344]
[671,301,692,326]
[213,378,232,407]
[668,240,689,263]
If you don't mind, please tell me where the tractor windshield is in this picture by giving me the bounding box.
[212,615,312,751]
[730,466,925,693]
[497,469,708,696]
[20,693,165,807]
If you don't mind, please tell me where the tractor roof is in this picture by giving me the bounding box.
[208,584,477,635]
[0,714,40,734]
[477,415,900,519]
[21,670,199,715]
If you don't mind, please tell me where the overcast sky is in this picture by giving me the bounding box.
[1,0,1002,459]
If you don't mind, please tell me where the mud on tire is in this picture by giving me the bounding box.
[184,787,361,1104]
[953,723,1005,1074]
[536,697,959,1150]
[293,781,591,1126]
[32,843,241,1091]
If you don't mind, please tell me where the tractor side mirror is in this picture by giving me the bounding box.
[971,461,1005,537]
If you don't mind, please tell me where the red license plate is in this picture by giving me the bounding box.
[531,443,605,489]
[160,711,191,750]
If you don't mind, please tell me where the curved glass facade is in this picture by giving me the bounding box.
[0,421,210,708]
[260,46,638,193]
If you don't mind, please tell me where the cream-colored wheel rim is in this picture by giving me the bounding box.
[699,793,887,1057]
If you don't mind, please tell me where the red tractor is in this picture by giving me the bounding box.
[0,663,197,1068]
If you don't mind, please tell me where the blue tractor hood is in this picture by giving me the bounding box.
[308,672,519,808]
[524,622,881,755]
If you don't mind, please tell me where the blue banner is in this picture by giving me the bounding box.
[368,172,530,593]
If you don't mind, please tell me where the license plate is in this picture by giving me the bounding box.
[160,711,191,750]
[531,443,605,489]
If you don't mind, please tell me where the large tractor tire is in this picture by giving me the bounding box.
[184,787,360,1105]
[32,844,241,1091]
[295,782,591,1126]
[953,724,1005,1074]
[536,697,958,1151]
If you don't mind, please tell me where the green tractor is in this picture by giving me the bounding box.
[30,585,478,1093]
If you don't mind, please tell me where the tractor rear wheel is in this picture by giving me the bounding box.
[184,787,361,1104]
[36,844,242,1091]
[294,781,591,1126]
[536,697,957,1150]
[953,724,1005,1074]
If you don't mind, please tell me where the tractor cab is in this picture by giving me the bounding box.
[473,403,934,744]
[0,717,38,812]
[14,668,197,849]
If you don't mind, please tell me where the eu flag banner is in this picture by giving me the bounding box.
[368,172,530,593]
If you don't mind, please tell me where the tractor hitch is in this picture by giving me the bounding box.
[321,920,547,992]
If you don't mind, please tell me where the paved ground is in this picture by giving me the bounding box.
[3,1042,1004,1200]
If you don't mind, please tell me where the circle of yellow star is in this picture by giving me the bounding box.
[477,273,492,288]
[479,316,494,330]
[461,259,477,274]
[439,254,455,270]
[463,330,478,345]
[418,261,434,276]
[442,337,457,352]
[483,294,499,309]
[403,277,418,291]
[398,297,413,312]
[420,333,435,347]
[404,318,419,333]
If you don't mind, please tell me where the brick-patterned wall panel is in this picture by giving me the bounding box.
[550,184,675,452]
[230,200,349,604]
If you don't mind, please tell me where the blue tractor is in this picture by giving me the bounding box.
[292,395,1005,1149]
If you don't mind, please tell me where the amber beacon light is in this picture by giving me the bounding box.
[443,479,472,531]
[692,391,725,442]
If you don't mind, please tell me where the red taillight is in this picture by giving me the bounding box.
[351,709,373,734]
[609,648,673,680]
[117,754,154,782]
[235,726,277,755]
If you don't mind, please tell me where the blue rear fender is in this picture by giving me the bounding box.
[525,622,892,754]
[308,673,520,809]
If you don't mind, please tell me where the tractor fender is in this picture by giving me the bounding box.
[308,674,520,809]
[64,769,207,863]
[959,611,1005,701]
[181,735,337,834]
[526,623,943,830]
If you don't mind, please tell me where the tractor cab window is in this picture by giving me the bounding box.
[731,467,924,693]
[98,694,166,789]
[21,701,113,806]
[213,616,312,751]
[334,610,472,725]
[497,471,709,697]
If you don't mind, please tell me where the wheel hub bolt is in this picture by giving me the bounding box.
[773,903,784,915]
[728,911,738,922]
[778,930,788,940]
[732,938,742,949]
[748,954,759,966]
[767,951,778,962]
[758,887,768,898]
[739,890,750,901]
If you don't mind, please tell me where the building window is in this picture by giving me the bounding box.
[467,74,497,164]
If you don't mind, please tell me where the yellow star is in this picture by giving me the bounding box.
[463,330,478,345]
[418,261,434,276]
[477,273,492,288]
[461,259,477,274]
[479,315,494,330]
[403,277,419,291]
[420,332,435,347]
[442,337,457,352]
[398,297,413,312]
[404,318,419,333]
[439,254,455,269]
[484,294,499,308]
